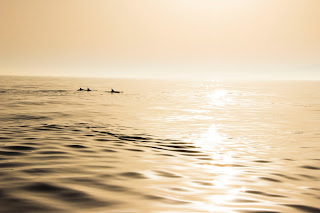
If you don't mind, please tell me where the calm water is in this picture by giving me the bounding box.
[0,76,319,213]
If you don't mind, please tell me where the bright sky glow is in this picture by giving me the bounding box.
[0,0,319,79]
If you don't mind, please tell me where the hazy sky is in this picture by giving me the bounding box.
[1,0,319,79]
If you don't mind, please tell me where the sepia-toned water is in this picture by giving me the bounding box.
[0,76,319,213]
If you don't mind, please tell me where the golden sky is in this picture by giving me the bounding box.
[1,0,319,79]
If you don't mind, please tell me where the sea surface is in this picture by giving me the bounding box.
[0,76,319,213]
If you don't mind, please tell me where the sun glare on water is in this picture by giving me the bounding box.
[207,89,232,106]
[194,124,246,212]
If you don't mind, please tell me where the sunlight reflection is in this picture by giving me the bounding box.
[205,169,245,212]
[198,185,246,213]
[209,187,246,205]
[195,124,238,166]
[195,124,224,151]
[195,124,236,166]
[208,89,231,106]
[194,124,246,212]
[211,167,240,188]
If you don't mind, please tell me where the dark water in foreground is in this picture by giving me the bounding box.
[0,76,319,213]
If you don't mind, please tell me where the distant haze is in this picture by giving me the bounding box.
[1,0,319,80]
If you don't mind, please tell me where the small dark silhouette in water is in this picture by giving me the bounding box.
[86,88,91,91]
[110,88,120,93]
[77,88,84,91]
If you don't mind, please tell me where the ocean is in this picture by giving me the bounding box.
[0,75,319,213]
